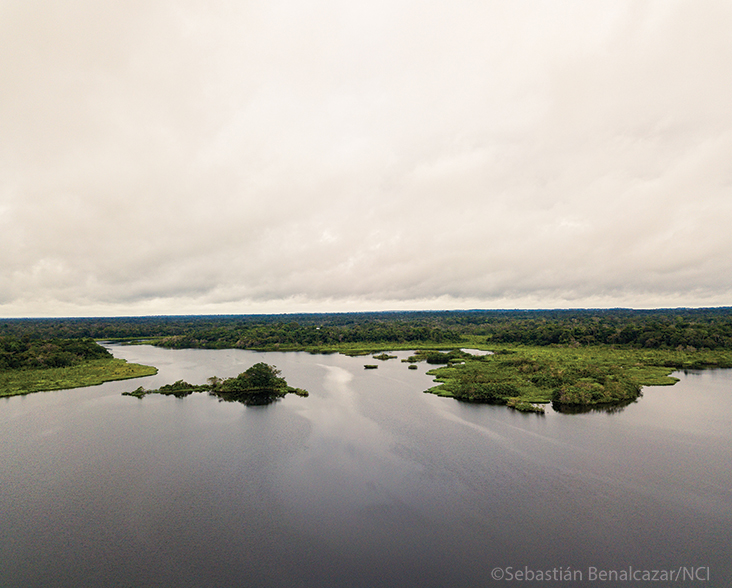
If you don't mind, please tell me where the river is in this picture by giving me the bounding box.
[1,345,730,587]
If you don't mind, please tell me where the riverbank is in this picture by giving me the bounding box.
[0,358,157,397]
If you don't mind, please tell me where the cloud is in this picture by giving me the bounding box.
[1,0,731,316]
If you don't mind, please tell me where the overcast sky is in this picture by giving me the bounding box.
[1,1,731,317]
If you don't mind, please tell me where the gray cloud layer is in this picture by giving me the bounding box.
[2,1,731,316]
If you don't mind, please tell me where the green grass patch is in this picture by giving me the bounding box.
[506,397,545,413]
[0,358,158,397]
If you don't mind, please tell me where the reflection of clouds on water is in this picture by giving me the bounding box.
[304,363,369,434]
[321,364,353,390]
[302,363,390,459]
[280,361,426,534]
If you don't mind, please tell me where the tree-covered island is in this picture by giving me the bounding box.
[124,362,308,406]
[405,346,730,413]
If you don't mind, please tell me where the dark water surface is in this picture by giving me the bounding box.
[1,346,731,587]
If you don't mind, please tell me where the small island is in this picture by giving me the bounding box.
[123,362,308,406]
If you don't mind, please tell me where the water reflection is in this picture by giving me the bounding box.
[1,347,730,588]
[551,396,639,414]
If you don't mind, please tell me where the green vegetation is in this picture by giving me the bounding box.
[0,358,157,397]
[506,397,545,413]
[420,345,732,413]
[4,309,732,410]
[3,308,732,351]
[373,353,397,360]
[123,362,308,406]
[0,313,464,349]
[0,336,157,397]
[0,336,112,370]
[124,379,208,399]
[404,349,470,364]
[364,364,378,369]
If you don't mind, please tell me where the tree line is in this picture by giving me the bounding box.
[0,336,111,370]
[2,308,732,351]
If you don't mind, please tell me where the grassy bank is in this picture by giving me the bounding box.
[0,358,158,397]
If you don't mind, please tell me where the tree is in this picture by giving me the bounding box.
[215,363,289,405]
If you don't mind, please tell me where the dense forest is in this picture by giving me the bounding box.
[2,308,732,351]
[0,336,111,371]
